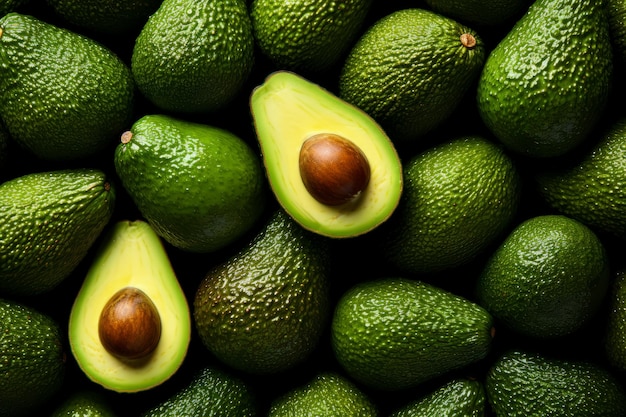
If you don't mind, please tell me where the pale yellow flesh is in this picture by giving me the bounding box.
[69,220,191,393]
[251,71,403,238]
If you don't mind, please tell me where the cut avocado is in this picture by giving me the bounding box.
[250,71,403,238]
[69,220,191,393]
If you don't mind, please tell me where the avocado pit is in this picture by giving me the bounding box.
[299,133,371,206]
[98,286,162,361]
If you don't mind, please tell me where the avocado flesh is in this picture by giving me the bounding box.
[69,220,191,393]
[250,71,403,238]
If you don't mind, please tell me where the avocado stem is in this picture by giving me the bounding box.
[121,131,133,144]
[460,33,476,49]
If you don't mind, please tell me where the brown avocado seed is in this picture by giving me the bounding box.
[299,133,371,206]
[98,287,161,360]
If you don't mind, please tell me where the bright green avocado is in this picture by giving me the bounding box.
[269,372,377,417]
[0,13,135,161]
[50,390,117,417]
[0,169,115,296]
[114,114,267,253]
[140,366,257,417]
[193,209,331,374]
[250,71,403,238]
[476,0,613,158]
[0,298,66,417]
[69,220,191,393]
[131,0,254,113]
[331,277,494,391]
[477,214,610,339]
[339,8,485,143]
[389,378,486,417]
[486,350,626,416]
[250,0,373,73]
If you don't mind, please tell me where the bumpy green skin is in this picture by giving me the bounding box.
[331,278,494,391]
[131,0,254,113]
[477,215,610,339]
[609,0,626,63]
[379,136,520,274]
[251,0,373,73]
[0,13,135,161]
[536,118,626,240]
[606,269,626,372]
[0,169,115,296]
[486,350,626,416]
[50,391,117,417]
[46,0,161,34]
[0,298,66,417]
[193,209,331,374]
[339,8,485,143]
[269,373,377,417]
[0,121,9,169]
[424,0,531,26]
[115,114,266,253]
[476,0,613,158]
[141,367,257,417]
[389,378,486,417]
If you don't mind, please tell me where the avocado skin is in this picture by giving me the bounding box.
[131,0,254,113]
[389,378,486,417]
[609,0,626,63]
[193,209,331,374]
[46,0,162,34]
[0,0,28,17]
[0,13,135,161]
[379,136,520,274]
[50,390,117,417]
[486,350,626,416]
[423,0,531,26]
[269,373,377,417]
[114,114,267,253]
[606,269,626,372]
[251,0,372,73]
[477,214,610,339]
[476,0,613,158]
[339,8,485,143]
[0,169,115,296]
[0,298,66,417]
[141,366,257,417]
[536,118,626,240]
[331,278,494,391]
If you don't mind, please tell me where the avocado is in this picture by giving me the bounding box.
[114,114,267,253]
[389,378,486,417]
[331,277,494,391]
[250,71,402,238]
[0,13,135,161]
[0,121,9,171]
[193,209,331,374]
[69,220,191,393]
[0,168,115,296]
[46,0,162,34]
[339,8,485,143]
[250,0,373,73]
[536,118,626,240]
[423,0,531,26]
[0,0,29,17]
[140,366,257,417]
[486,350,626,416]
[131,0,254,113]
[609,0,626,63]
[477,214,610,339]
[605,268,626,372]
[50,390,117,417]
[268,372,378,417]
[0,298,66,417]
[476,0,613,158]
[377,135,520,275]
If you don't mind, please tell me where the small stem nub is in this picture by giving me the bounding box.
[460,33,476,49]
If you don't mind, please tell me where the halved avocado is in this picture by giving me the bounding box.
[69,220,191,393]
[250,71,403,238]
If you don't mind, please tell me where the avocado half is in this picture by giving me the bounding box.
[68,220,191,393]
[250,71,403,238]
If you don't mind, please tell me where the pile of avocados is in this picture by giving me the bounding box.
[2,0,626,415]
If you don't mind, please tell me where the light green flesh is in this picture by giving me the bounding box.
[250,71,403,238]
[69,220,191,393]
